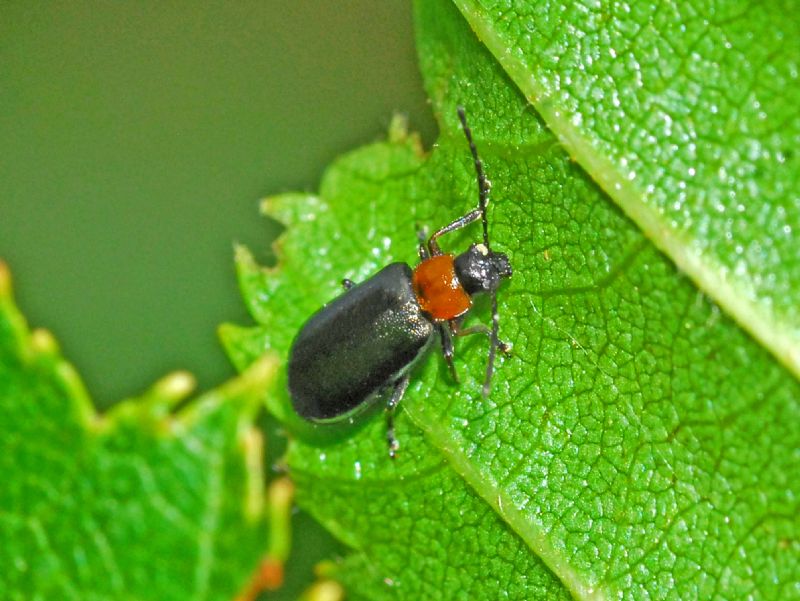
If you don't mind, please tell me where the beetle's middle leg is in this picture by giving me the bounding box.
[452,321,513,354]
[451,318,512,398]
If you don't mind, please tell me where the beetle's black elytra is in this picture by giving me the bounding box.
[289,263,434,422]
[288,107,512,458]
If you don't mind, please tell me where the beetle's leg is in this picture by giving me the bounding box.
[341,278,355,290]
[452,322,512,354]
[426,106,496,254]
[427,208,483,256]
[385,374,410,460]
[416,226,430,260]
[451,313,511,397]
[439,322,459,383]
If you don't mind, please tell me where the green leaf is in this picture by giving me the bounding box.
[453,0,800,380]
[222,0,800,599]
[0,262,278,600]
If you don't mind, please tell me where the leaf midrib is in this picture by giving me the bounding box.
[451,0,800,384]
[410,408,609,601]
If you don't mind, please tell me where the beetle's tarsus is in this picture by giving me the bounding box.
[387,435,400,460]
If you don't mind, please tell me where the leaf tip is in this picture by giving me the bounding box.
[259,194,286,223]
[261,192,328,227]
[388,113,409,143]
[217,320,239,352]
[234,242,258,270]
[154,370,196,402]
[0,260,11,298]
[299,577,345,601]
[30,327,59,355]
[388,112,425,157]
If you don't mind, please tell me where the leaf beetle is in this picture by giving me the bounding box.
[288,107,512,458]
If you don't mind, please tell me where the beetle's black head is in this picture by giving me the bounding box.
[454,243,512,296]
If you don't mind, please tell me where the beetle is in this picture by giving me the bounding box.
[288,107,512,458]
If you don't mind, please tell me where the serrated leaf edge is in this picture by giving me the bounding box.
[0,260,278,526]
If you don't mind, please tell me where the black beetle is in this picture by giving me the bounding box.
[288,107,512,457]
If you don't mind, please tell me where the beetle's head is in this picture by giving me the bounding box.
[454,243,512,296]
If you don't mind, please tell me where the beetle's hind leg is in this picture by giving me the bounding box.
[385,374,410,460]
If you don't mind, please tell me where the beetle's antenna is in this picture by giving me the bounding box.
[457,107,504,397]
[457,106,490,249]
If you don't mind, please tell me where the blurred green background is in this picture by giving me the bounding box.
[0,1,436,597]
